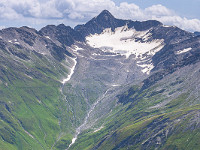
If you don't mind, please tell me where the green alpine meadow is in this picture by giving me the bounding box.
[0,5,200,150]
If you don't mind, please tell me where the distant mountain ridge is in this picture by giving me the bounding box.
[0,10,200,150]
[39,10,166,45]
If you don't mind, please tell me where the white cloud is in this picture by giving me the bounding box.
[112,2,144,20]
[114,3,200,32]
[40,1,63,18]
[0,26,6,30]
[0,0,200,32]
[0,5,22,19]
[144,4,174,17]
[0,0,39,17]
[143,5,200,32]
[52,0,116,20]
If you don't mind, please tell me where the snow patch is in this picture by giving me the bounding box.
[24,129,34,139]
[94,126,104,133]
[163,25,171,28]
[177,47,192,54]
[137,63,154,74]
[92,53,100,56]
[14,42,20,45]
[73,45,84,51]
[45,36,51,39]
[62,57,77,84]
[37,99,41,104]
[112,84,121,87]
[86,25,164,58]
[68,137,77,147]
[25,74,33,79]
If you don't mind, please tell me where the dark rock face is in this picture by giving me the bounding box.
[128,20,162,31]
[0,25,75,61]
[142,35,200,89]
[194,31,200,36]
[48,43,73,61]
[150,26,193,44]
[0,27,38,46]
[39,24,84,46]
[153,36,200,70]
[74,10,162,37]
[74,10,129,37]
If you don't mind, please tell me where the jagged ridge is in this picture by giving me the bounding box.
[0,10,200,150]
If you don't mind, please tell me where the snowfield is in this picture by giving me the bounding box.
[86,25,164,58]
[177,47,192,54]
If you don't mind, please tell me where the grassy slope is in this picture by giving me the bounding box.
[70,71,200,150]
[0,47,74,150]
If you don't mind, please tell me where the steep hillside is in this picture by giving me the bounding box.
[0,10,200,150]
[0,26,77,149]
[70,62,200,150]
[66,11,200,150]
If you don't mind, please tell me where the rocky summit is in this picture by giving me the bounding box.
[0,10,200,150]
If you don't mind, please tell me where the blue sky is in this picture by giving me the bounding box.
[116,0,200,19]
[0,0,200,32]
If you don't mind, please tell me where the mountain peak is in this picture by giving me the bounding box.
[74,9,127,36]
[97,10,115,20]
[99,10,112,16]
